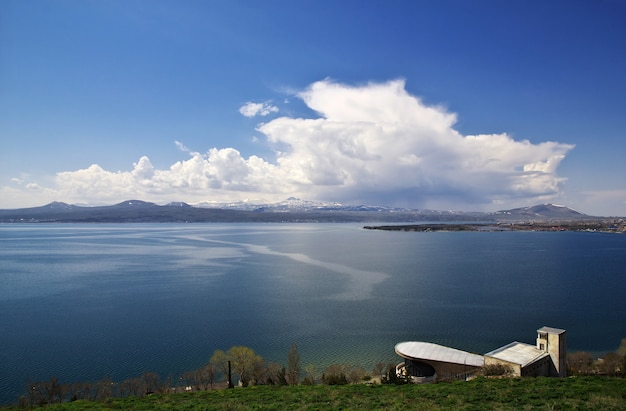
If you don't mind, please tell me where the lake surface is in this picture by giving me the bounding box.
[1,223,625,403]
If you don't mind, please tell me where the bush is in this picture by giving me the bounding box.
[381,362,411,385]
[481,363,513,377]
[322,364,349,385]
[322,372,348,385]
[567,351,595,375]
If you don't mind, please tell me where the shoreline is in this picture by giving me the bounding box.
[364,220,626,233]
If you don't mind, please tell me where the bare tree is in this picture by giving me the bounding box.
[163,374,175,394]
[119,377,142,398]
[567,351,595,375]
[25,377,66,406]
[251,358,269,386]
[287,343,301,385]
[618,338,626,357]
[599,352,621,376]
[25,379,45,407]
[618,338,626,376]
[182,363,216,391]
[322,364,348,385]
[373,362,386,381]
[202,364,216,389]
[263,361,286,385]
[95,376,114,401]
[45,376,65,404]
[141,372,160,395]
[302,364,319,385]
[347,366,367,384]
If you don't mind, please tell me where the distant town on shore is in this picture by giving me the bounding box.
[364,221,626,234]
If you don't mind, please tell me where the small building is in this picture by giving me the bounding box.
[396,326,566,382]
[484,326,566,377]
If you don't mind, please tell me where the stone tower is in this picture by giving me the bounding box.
[536,326,567,377]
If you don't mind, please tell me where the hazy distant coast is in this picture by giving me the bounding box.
[364,221,626,234]
[1,199,623,224]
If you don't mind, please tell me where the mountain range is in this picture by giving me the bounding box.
[0,198,596,223]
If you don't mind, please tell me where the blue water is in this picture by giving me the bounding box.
[1,223,625,403]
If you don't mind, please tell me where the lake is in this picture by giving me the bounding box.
[1,223,625,403]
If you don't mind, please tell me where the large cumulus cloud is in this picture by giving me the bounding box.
[4,79,574,209]
[258,79,573,208]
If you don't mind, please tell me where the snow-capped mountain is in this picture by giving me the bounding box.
[0,199,599,224]
[192,197,402,212]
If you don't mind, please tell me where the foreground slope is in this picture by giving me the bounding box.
[6,377,626,410]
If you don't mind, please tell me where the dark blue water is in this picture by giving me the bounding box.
[1,224,625,403]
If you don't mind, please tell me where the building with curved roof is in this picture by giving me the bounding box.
[395,341,484,382]
[395,326,566,382]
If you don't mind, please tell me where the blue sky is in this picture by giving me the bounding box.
[1,0,625,216]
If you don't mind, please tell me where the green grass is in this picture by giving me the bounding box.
[7,377,626,410]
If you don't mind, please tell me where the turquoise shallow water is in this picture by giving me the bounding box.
[1,223,625,403]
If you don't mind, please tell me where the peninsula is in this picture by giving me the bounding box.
[363,220,625,234]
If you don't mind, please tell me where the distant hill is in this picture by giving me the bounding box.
[0,199,600,223]
[493,203,586,220]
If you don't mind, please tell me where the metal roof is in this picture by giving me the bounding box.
[484,342,549,367]
[395,342,485,367]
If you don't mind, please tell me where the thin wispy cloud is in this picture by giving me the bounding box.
[2,79,575,210]
[239,101,279,118]
[175,140,190,152]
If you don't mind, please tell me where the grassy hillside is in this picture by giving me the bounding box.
[7,377,626,410]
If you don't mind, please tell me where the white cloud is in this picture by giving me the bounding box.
[25,183,43,190]
[175,140,190,152]
[1,79,577,211]
[239,101,279,117]
[258,79,574,209]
